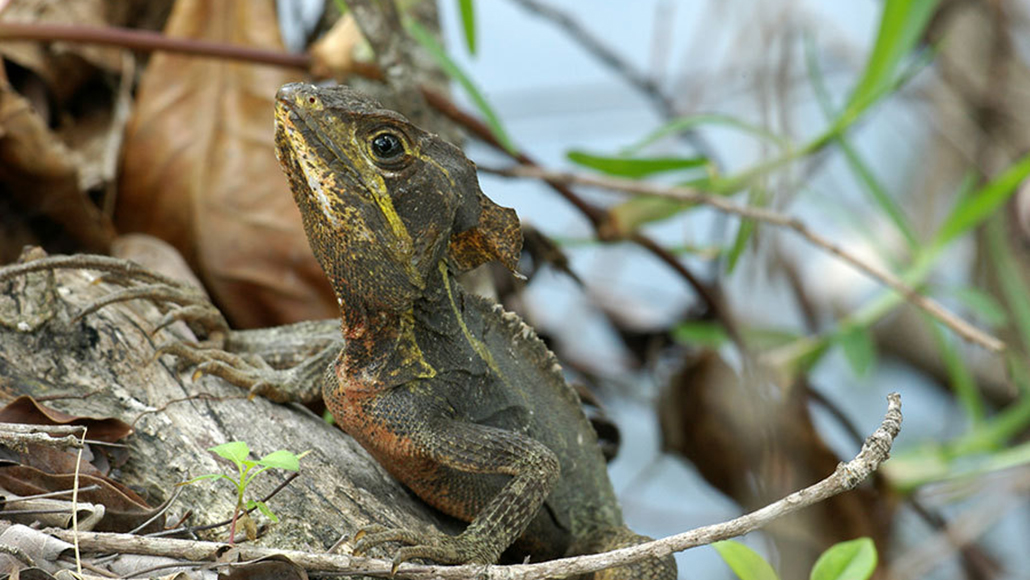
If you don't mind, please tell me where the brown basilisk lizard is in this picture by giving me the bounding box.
[269,82,676,577]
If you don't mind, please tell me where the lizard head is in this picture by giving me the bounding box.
[274,83,521,314]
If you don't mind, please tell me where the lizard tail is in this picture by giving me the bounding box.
[572,526,677,580]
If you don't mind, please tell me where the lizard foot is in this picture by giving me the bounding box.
[352,525,499,569]
[156,340,282,401]
[155,336,330,404]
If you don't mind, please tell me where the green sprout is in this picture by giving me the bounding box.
[182,441,304,543]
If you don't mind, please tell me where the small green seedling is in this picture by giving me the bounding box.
[182,441,304,543]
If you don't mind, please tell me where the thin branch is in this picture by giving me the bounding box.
[486,164,1007,354]
[49,394,901,579]
[0,423,86,449]
[0,22,310,69]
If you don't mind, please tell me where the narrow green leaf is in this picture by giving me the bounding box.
[844,0,940,122]
[951,287,1007,328]
[838,325,877,377]
[406,19,517,154]
[458,0,476,55]
[935,153,1030,247]
[210,441,249,467]
[713,540,780,580]
[987,217,1030,349]
[566,150,707,178]
[726,188,765,274]
[926,318,984,423]
[672,321,729,348]
[803,35,918,251]
[248,500,280,523]
[257,449,301,471]
[726,217,755,274]
[810,537,877,580]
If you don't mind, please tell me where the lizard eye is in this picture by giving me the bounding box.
[369,132,405,163]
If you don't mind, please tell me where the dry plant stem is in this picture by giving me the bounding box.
[51,394,901,579]
[72,427,87,575]
[490,164,1006,354]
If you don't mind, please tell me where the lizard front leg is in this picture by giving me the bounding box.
[352,417,560,567]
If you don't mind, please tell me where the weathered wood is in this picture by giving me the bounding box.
[0,259,456,558]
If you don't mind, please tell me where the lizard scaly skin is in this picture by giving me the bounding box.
[273,82,676,578]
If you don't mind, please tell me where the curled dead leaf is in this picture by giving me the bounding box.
[116,0,336,328]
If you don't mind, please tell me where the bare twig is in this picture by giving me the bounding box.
[0,423,86,449]
[72,427,88,575]
[0,22,310,69]
[50,394,901,579]
[486,164,1006,354]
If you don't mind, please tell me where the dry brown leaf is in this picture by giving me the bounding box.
[0,84,116,261]
[116,0,336,328]
[309,13,365,80]
[0,466,163,533]
[112,233,207,293]
[0,395,132,442]
[220,555,308,580]
[0,0,122,97]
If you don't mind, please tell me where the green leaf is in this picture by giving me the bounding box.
[713,540,780,580]
[406,19,517,154]
[672,321,729,348]
[843,0,940,123]
[247,500,279,523]
[926,318,984,423]
[179,473,233,486]
[726,188,764,274]
[726,217,755,274]
[458,0,476,55]
[951,287,1007,328]
[935,153,1030,247]
[810,537,877,580]
[210,441,249,468]
[257,450,301,471]
[608,198,689,236]
[838,325,877,377]
[566,150,707,178]
[803,35,918,252]
[987,216,1030,348]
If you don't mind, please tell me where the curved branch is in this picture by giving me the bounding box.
[50,393,902,579]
